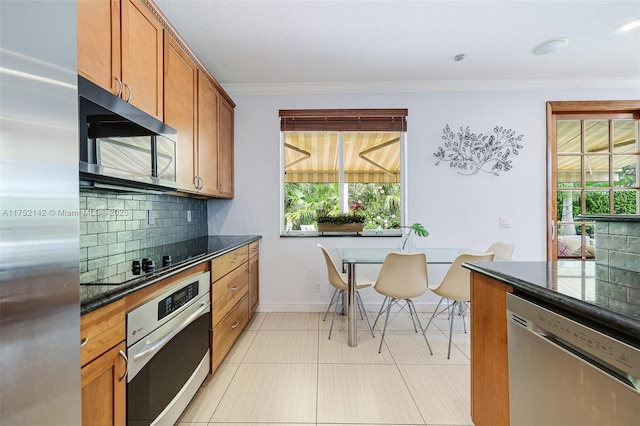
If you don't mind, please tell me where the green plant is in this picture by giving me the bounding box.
[400,222,429,250]
[316,213,365,224]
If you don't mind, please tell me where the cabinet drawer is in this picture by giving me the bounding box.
[81,300,125,367]
[249,241,259,260]
[211,245,249,282]
[212,262,248,326]
[212,294,249,371]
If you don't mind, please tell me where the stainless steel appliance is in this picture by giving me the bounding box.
[127,272,211,426]
[0,2,81,424]
[507,293,640,425]
[78,75,178,191]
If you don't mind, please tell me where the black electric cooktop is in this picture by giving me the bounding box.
[80,237,211,286]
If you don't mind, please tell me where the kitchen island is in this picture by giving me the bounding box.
[464,260,639,426]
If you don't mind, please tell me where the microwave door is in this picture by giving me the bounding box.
[96,136,153,183]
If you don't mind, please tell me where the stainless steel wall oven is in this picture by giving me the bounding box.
[126,272,210,426]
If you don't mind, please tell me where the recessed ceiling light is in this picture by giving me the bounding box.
[453,53,466,62]
[615,17,640,33]
[532,37,569,55]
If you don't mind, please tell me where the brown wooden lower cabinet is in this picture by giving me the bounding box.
[470,271,513,426]
[81,342,127,426]
[212,294,249,370]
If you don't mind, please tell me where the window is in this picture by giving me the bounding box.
[548,101,640,260]
[280,109,407,235]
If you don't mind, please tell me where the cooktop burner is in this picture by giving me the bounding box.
[80,238,209,286]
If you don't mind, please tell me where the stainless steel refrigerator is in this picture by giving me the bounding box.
[0,1,81,424]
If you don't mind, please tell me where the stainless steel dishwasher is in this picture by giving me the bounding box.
[507,293,640,426]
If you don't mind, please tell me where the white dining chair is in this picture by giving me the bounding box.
[317,243,375,339]
[424,252,495,358]
[373,252,433,354]
[486,241,515,260]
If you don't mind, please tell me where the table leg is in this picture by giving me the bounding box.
[347,263,357,347]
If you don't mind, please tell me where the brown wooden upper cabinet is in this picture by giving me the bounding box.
[78,0,164,120]
[79,0,235,198]
[218,97,235,198]
[163,33,198,192]
[196,71,221,196]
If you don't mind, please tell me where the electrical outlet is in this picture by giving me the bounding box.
[148,210,155,225]
[315,281,322,292]
[187,210,192,222]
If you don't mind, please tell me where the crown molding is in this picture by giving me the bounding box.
[222,78,640,96]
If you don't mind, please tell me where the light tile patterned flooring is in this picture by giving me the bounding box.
[177,310,474,426]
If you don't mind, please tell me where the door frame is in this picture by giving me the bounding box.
[546,100,640,260]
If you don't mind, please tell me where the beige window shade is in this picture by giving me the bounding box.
[280,109,407,132]
[281,109,406,183]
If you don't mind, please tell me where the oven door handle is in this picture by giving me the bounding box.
[133,301,210,362]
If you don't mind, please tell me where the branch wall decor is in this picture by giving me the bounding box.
[434,125,524,176]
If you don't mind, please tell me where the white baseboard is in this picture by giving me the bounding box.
[256,301,443,314]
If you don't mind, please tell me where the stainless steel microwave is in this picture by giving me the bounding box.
[78,76,177,191]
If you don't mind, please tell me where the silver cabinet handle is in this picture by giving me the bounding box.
[230,286,238,291]
[118,350,128,382]
[249,262,253,272]
[124,83,132,102]
[231,321,239,329]
[114,77,123,97]
[230,257,238,262]
[80,337,88,347]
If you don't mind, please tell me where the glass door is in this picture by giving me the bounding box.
[548,101,640,260]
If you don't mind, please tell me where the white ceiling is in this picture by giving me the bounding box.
[154,0,640,94]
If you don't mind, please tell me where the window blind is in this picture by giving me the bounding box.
[280,109,407,132]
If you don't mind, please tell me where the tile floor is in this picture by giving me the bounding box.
[177,310,474,426]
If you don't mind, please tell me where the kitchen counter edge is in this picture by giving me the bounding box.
[80,235,262,315]
[463,261,640,342]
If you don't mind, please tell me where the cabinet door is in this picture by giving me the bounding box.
[121,0,163,119]
[81,342,126,426]
[164,33,197,191]
[470,272,512,426]
[249,255,259,315]
[77,0,121,95]
[196,72,220,196]
[218,97,234,198]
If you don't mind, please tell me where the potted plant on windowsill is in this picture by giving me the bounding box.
[316,200,366,234]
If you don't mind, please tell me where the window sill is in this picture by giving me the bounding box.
[280,230,402,238]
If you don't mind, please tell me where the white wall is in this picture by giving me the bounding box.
[208,87,637,312]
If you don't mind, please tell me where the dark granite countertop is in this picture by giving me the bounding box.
[464,260,640,345]
[578,214,640,222]
[80,235,261,315]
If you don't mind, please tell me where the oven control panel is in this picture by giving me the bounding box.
[127,271,210,347]
[158,282,199,320]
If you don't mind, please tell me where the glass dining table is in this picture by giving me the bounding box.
[336,247,469,347]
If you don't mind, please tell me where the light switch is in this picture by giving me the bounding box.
[187,210,192,222]
[500,217,512,228]
[148,210,155,225]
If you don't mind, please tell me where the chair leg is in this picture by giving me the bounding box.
[447,301,457,359]
[323,288,340,322]
[378,298,394,353]
[356,291,375,338]
[407,299,433,355]
[372,296,389,330]
[460,301,468,334]
[424,296,445,332]
[328,290,343,340]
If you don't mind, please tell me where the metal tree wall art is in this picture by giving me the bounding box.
[434,125,524,176]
